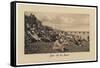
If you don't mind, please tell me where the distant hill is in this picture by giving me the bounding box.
[25,14,60,43]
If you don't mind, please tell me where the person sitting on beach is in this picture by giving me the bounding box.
[53,38,65,52]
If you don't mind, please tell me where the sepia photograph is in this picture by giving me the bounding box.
[24,12,90,54]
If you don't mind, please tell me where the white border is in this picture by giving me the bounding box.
[16,2,97,65]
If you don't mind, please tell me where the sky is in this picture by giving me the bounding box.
[25,12,89,31]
